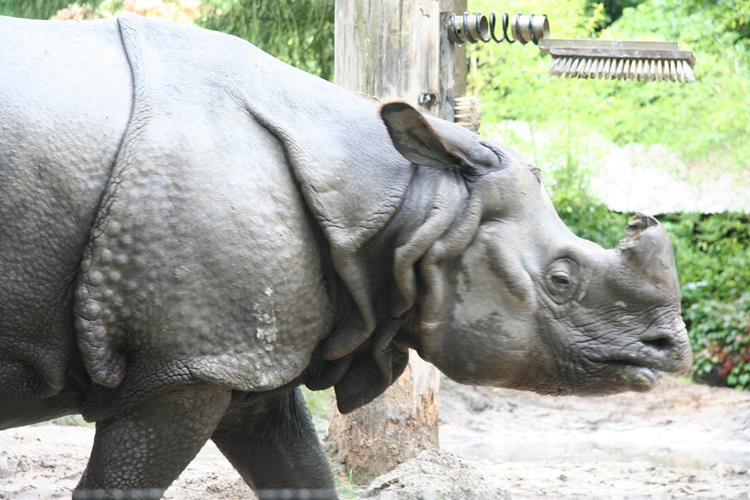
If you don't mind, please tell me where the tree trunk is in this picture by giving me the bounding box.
[334,0,466,118]
[328,0,466,484]
[325,352,440,483]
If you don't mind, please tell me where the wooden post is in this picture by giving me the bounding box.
[334,0,466,118]
[326,0,466,484]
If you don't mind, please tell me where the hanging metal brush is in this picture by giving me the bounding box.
[542,39,695,82]
[447,12,696,83]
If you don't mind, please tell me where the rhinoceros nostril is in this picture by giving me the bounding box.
[643,336,672,352]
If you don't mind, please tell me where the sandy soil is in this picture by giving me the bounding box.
[1,376,749,499]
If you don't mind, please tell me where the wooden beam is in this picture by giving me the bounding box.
[328,0,467,483]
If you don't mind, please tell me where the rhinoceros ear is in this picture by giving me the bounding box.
[379,100,501,176]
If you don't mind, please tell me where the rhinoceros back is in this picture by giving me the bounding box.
[75,14,337,412]
[0,16,132,400]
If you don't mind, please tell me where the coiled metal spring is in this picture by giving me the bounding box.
[448,11,549,46]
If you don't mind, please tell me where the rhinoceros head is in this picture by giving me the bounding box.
[380,101,691,397]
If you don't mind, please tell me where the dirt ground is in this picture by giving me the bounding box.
[1,376,749,499]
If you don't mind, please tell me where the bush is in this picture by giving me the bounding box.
[545,161,629,249]
[659,213,750,309]
[683,292,750,390]
[658,213,750,389]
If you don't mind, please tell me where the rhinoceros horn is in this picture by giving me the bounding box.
[617,213,680,294]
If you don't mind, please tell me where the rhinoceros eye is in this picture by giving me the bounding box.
[550,271,571,287]
[544,258,579,304]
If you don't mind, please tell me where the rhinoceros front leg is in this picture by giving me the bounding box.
[211,387,336,500]
[74,382,231,499]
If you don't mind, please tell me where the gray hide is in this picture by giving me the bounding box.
[0,13,691,499]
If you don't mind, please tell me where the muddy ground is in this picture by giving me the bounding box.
[1,376,749,499]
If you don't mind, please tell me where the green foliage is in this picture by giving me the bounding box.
[659,213,750,308]
[301,386,332,435]
[468,0,750,171]
[0,0,104,18]
[599,0,750,167]
[585,0,647,31]
[52,414,93,427]
[198,0,335,80]
[545,162,629,248]
[337,470,357,500]
[481,120,628,248]
[1,0,203,22]
[301,386,331,419]
[683,292,750,390]
[657,213,750,389]
[0,0,76,18]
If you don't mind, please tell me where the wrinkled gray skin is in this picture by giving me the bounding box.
[0,13,691,500]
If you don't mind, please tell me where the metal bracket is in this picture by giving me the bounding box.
[419,92,438,106]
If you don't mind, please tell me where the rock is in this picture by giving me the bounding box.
[363,449,509,499]
[0,452,18,478]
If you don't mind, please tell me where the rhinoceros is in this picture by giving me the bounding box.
[0,12,691,499]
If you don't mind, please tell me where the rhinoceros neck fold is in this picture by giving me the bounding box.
[240,101,411,363]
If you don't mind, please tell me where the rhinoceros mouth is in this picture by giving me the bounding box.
[608,361,664,392]
[599,333,691,376]
[586,315,691,386]
[584,337,689,393]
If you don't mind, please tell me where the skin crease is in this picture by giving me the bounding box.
[0,14,691,499]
